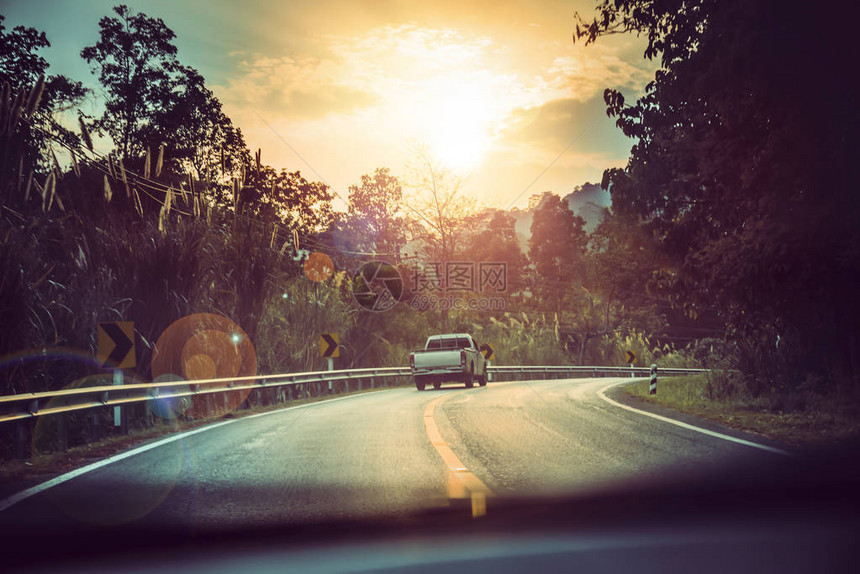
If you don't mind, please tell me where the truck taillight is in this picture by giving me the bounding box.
[410,354,414,368]
[460,350,466,369]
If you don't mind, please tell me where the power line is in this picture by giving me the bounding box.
[504,114,600,210]
[252,109,346,206]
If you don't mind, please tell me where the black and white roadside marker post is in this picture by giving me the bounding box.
[650,364,658,395]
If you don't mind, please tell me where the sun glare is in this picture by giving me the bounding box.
[420,79,495,172]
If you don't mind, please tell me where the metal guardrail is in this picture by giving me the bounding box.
[0,367,411,425]
[487,365,707,378]
[0,364,707,425]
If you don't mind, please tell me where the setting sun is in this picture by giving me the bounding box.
[423,80,493,171]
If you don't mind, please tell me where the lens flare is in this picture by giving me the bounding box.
[151,314,257,418]
[304,251,334,282]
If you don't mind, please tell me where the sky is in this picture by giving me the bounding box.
[1,0,658,210]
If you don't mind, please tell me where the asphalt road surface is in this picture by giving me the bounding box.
[0,378,787,529]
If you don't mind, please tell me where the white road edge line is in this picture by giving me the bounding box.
[0,390,382,513]
[597,380,791,456]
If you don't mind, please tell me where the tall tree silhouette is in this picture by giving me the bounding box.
[0,16,86,199]
[82,4,181,160]
[575,0,859,389]
[528,192,588,315]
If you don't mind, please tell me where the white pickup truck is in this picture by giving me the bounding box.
[409,334,487,391]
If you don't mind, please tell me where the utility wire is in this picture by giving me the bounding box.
[504,114,600,210]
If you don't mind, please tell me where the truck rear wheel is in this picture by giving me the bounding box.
[415,377,426,391]
[465,366,474,388]
[433,380,441,390]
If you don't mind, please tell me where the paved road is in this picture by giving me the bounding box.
[0,378,783,529]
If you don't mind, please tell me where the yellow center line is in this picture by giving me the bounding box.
[424,391,493,517]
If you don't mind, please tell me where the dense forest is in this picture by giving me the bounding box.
[0,1,857,455]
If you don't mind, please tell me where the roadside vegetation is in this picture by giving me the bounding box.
[1,1,857,462]
[624,375,860,447]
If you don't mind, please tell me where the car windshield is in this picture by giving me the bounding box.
[0,0,856,565]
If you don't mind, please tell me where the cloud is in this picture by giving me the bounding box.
[497,96,633,160]
[211,19,652,206]
[334,23,494,75]
[215,54,379,120]
[543,43,656,100]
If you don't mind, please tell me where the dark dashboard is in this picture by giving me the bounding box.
[4,441,858,573]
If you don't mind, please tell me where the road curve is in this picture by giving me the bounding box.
[0,378,783,529]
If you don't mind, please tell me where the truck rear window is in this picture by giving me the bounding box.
[426,337,471,349]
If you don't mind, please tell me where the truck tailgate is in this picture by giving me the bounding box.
[412,349,461,370]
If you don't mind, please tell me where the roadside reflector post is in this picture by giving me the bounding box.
[327,357,334,394]
[112,369,126,432]
[650,364,658,395]
[486,360,492,383]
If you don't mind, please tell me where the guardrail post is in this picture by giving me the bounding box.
[57,414,68,452]
[650,364,658,395]
[145,389,154,427]
[89,411,100,442]
[15,420,33,459]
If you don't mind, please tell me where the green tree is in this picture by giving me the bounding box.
[528,192,588,315]
[588,210,667,336]
[151,66,247,189]
[0,16,87,201]
[341,167,406,257]
[465,209,527,295]
[81,4,182,160]
[240,164,336,237]
[575,0,860,390]
[403,150,478,262]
